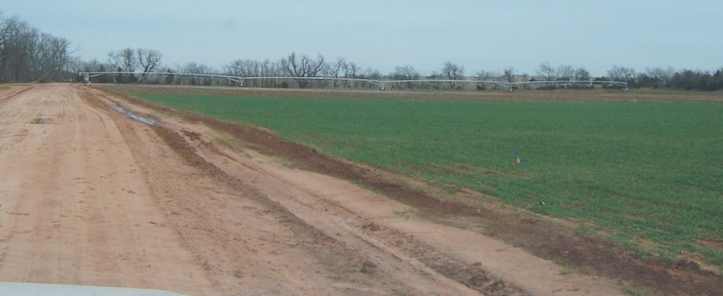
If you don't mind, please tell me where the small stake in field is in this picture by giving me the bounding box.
[513,148,525,165]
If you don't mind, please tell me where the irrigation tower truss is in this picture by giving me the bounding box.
[79,71,628,91]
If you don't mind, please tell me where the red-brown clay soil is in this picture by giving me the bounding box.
[0,84,719,295]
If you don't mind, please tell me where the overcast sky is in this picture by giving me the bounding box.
[1,0,721,76]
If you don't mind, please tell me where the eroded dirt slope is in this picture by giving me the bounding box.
[0,84,638,295]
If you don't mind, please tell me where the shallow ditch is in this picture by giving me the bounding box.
[108,104,156,125]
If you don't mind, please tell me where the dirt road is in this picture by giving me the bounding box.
[0,84,626,295]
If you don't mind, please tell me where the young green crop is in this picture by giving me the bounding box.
[138,93,723,266]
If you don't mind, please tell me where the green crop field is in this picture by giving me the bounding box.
[133,90,722,267]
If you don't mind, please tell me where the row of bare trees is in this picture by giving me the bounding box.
[536,62,591,83]
[3,13,721,91]
[607,65,723,91]
[105,47,162,83]
[534,63,723,91]
[0,13,72,82]
[74,51,723,91]
[76,52,369,88]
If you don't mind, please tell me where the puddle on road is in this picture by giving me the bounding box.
[108,105,156,126]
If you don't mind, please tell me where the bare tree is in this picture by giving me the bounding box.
[32,33,71,81]
[475,70,499,90]
[343,61,360,78]
[0,17,21,81]
[65,57,84,81]
[323,57,346,87]
[108,48,135,72]
[280,52,327,88]
[108,48,137,82]
[137,48,161,82]
[500,67,515,91]
[574,67,591,81]
[607,65,636,81]
[0,17,36,82]
[442,61,465,88]
[365,68,382,79]
[537,62,556,81]
[503,67,516,83]
[475,70,498,81]
[644,67,675,87]
[261,59,282,87]
[391,65,419,80]
[224,59,248,77]
[557,65,574,81]
[391,65,419,89]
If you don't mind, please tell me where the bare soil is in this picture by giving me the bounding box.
[0,84,719,295]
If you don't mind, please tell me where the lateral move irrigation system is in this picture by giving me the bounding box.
[79,71,629,91]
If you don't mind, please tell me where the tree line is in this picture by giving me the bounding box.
[2,13,722,91]
[0,13,72,82]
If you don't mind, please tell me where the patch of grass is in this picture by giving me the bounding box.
[132,92,723,269]
[624,285,650,296]
[575,225,597,236]
[555,257,576,275]
[280,159,296,169]
[654,248,677,263]
[393,208,413,218]
[477,222,493,235]
[30,118,42,124]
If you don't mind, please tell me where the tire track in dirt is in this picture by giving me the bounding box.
[148,118,485,295]
[0,84,217,295]
[188,136,528,295]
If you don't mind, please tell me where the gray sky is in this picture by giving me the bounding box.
[2,0,721,76]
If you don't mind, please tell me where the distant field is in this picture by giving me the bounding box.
[115,86,722,267]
